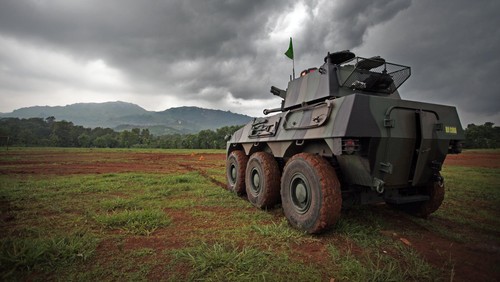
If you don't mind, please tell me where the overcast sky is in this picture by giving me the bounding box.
[0,0,498,126]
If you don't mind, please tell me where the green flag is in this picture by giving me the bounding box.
[284,37,294,60]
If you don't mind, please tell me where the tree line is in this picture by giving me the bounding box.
[0,117,498,149]
[464,122,500,149]
[0,117,242,149]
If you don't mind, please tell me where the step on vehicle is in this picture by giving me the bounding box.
[225,50,464,234]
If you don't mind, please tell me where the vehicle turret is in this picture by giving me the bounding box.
[264,50,411,115]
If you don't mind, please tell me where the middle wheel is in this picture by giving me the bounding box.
[245,152,281,209]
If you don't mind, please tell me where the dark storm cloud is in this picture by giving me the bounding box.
[0,0,498,124]
[354,0,500,123]
[0,0,295,105]
[295,0,412,54]
[0,0,409,99]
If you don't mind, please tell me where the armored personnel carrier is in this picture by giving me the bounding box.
[225,50,464,234]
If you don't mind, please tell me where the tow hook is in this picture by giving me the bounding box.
[372,178,385,194]
[433,173,444,186]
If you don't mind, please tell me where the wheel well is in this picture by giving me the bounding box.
[283,139,333,158]
[227,143,244,156]
[229,139,333,160]
[227,142,272,157]
[248,143,272,156]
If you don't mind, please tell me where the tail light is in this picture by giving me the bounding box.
[342,139,360,155]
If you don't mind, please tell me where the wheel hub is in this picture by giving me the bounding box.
[290,174,311,214]
[296,183,307,203]
[253,172,260,188]
[250,168,261,194]
[231,165,236,179]
[230,165,237,182]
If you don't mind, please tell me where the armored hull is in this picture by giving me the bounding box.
[225,51,463,233]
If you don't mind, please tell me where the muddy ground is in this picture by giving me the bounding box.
[1,149,499,281]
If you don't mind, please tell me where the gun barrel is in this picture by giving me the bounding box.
[263,107,281,115]
[270,86,286,99]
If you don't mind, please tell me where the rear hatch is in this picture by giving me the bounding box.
[340,94,464,188]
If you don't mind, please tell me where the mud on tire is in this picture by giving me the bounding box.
[415,180,445,217]
[226,150,248,195]
[281,153,342,234]
[245,152,281,209]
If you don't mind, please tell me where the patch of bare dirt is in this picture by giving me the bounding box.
[2,149,499,281]
[0,150,224,175]
[377,207,500,281]
[445,150,500,168]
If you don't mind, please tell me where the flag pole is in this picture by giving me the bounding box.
[285,37,295,80]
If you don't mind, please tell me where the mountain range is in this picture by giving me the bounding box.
[0,101,253,135]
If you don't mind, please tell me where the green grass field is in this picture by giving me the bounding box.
[0,148,499,281]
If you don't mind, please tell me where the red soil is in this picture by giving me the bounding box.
[1,148,498,281]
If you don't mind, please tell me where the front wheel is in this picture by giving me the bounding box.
[226,150,248,195]
[281,153,342,234]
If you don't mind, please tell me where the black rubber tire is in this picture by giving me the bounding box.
[226,150,248,195]
[245,152,281,209]
[390,180,445,218]
[415,180,445,217]
[280,153,342,234]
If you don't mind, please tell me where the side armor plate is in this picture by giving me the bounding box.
[283,100,333,130]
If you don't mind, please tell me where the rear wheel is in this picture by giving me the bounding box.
[226,150,248,195]
[245,152,281,209]
[415,180,445,217]
[281,153,342,234]
[390,179,445,218]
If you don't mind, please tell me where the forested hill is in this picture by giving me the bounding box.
[0,101,253,135]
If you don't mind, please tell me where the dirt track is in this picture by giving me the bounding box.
[1,149,499,281]
[445,150,500,168]
[2,149,496,174]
